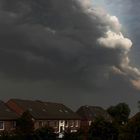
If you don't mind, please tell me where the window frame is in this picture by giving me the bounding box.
[75,120,79,127]
[0,121,4,130]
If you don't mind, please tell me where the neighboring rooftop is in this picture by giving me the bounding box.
[129,112,140,123]
[0,101,18,120]
[40,101,80,120]
[8,99,80,120]
[76,105,112,121]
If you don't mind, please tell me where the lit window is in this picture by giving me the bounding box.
[0,122,4,130]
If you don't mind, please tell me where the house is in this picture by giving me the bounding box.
[0,101,18,132]
[7,99,81,133]
[76,105,112,129]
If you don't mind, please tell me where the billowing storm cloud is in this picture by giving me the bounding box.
[0,0,139,111]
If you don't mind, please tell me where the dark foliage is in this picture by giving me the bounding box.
[88,117,118,140]
[16,111,34,135]
[34,127,57,140]
[63,129,84,140]
[0,127,57,140]
[120,112,140,140]
[107,103,130,125]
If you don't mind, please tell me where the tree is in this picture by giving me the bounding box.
[120,112,140,140]
[137,101,140,112]
[107,103,130,125]
[16,111,34,135]
[88,117,118,140]
[34,127,56,140]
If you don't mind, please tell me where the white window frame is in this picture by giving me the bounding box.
[0,121,4,130]
[88,121,92,126]
[59,120,65,133]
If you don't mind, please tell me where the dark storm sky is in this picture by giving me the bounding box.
[0,0,140,114]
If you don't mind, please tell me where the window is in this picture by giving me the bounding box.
[47,121,50,126]
[0,121,4,130]
[39,121,43,127]
[59,110,63,113]
[65,121,68,127]
[12,121,16,128]
[60,126,63,133]
[75,120,79,127]
[88,121,92,126]
[54,121,58,127]
[71,121,74,127]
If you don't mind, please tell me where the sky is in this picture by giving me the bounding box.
[0,0,140,114]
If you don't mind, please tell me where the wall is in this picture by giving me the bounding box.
[34,120,80,133]
[0,121,16,132]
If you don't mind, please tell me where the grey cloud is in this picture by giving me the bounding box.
[105,0,140,71]
[0,0,139,113]
[0,0,136,86]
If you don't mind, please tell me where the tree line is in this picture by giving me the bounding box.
[0,102,140,140]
